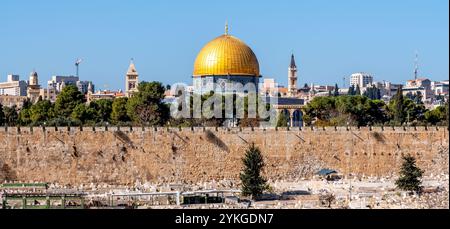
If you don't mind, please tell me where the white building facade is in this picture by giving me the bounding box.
[0,74,28,96]
[350,72,373,88]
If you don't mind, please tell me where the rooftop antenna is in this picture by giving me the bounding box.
[414,51,419,80]
[343,76,346,88]
[75,58,83,78]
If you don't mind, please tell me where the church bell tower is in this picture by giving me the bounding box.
[288,54,298,97]
[126,59,139,97]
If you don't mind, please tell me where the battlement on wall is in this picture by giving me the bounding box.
[0,124,448,185]
[0,125,447,135]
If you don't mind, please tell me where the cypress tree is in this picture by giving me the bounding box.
[333,84,339,96]
[393,87,405,124]
[0,104,4,126]
[395,154,424,194]
[276,112,289,127]
[355,85,361,95]
[240,143,269,200]
[348,85,355,96]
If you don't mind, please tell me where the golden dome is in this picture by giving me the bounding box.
[193,34,260,77]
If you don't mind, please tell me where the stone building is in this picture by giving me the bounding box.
[0,95,28,108]
[27,71,41,103]
[125,59,139,98]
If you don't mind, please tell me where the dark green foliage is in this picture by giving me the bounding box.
[89,99,113,123]
[126,81,169,125]
[18,107,31,125]
[405,91,423,105]
[333,84,339,96]
[71,104,97,125]
[0,104,4,126]
[2,106,18,126]
[54,85,85,117]
[387,88,428,125]
[111,97,130,124]
[29,99,54,124]
[240,143,269,200]
[392,87,405,124]
[355,85,361,95]
[363,85,381,100]
[348,85,355,96]
[303,95,388,126]
[395,154,424,194]
[424,106,447,125]
[276,111,289,127]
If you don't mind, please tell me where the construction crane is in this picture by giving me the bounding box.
[75,58,83,78]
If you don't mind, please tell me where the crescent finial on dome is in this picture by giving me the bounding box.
[225,21,229,35]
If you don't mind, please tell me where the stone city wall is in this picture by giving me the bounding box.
[0,126,448,186]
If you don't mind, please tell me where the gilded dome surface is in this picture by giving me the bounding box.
[193,34,260,77]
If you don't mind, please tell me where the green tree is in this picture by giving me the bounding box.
[18,107,31,125]
[89,99,113,123]
[126,81,169,125]
[276,111,289,127]
[404,99,426,124]
[333,83,339,96]
[71,104,96,125]
[54,85,85,118]
[424,106,447,125]
[3,106,18,126]
[364,85,381,100]
[0,104,4,126]
[395,154,424,194]
[29,99,53,124]
[405,91,424,105]
[111,97,130,124]
[240,143,269,200]
[355,84,361,96]
[390,87,405,125]
[17,98,33,125]
[304,95,389,126]
[348,85,355,96]
[445,101,449,125]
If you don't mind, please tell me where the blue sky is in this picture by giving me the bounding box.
[0,0,448,91]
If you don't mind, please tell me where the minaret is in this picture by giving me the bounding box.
[27,70,41,103]
[29,70,39,86]
[288,54,298,97]
[126,59,139,97]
